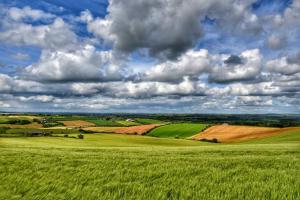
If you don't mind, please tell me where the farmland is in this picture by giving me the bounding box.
[116,120,140,126]
[0,123,43,129]
[0,113,299,199]
[0,132,299,199]
[59,120,96,127]
[191,125,300,142]
[85,119,122,126]
[135,118,165,125]
[147,123,208,138]
[81,126,120,133]
[114,124,160,135]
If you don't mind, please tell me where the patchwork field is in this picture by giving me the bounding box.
[114,124,160,135]
[0,132,299,199]
[59,120,96,127]
[0,123,43,129]
[0,114,299,199]
[116,120,140,126]
[85,119,122,127]
[135,118,165,125]
[191,124,300,142]
[82,126,120,133]
[1,128,80,136]
[147,123,208,138]
[0,115,41,121]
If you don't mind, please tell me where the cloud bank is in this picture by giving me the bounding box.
[0,0,299,113]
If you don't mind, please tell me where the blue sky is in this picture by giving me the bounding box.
[0,0,299,113]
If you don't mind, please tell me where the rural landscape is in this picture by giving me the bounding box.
[1,0,300,199]
[0,113,299,199]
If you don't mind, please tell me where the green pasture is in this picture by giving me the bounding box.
[147,123,208,138]
[135,118,165,125]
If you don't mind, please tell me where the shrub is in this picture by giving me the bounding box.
[64,134,69,137]
[200,138,219,143]
[43,132,51,136]
[211,138,218,143]
[33,118,41,123]
[78,134,84,139]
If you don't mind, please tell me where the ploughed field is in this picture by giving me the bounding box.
[191,124,300,142]
[0,132,299,200]
[59,120,96,127]
[82,125,161,135]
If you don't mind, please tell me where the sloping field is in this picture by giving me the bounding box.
[82,127,120,133]
[116,120,140,126]
[244,128,300,144]
[85,119,122,126]
[0,123,43,129]
[191,125,300,142]
[148,123,208,138]
[59,120,95,127]
[41,127,74,130]
[0,133,299,199]
[135,118,164,125]
[0,128,80,136]
[114,124,160,135]
[0,115,41,121]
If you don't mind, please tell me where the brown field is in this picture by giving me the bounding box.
[190,125,299,142]
[59,120,96,127]
[82,127,120,133]
[0,123,43,129]
[114,124,160,135]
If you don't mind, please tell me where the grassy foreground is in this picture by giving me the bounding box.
[0,133,299,200]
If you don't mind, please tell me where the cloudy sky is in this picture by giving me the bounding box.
[0,0,299,113]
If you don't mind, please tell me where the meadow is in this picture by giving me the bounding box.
[135,118,165,125]
[0,131,299,200]
[147,123,208,138]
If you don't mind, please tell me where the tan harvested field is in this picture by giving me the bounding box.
[82,127,120,133]
[190,125,300,142]
[82,125,160,134]
[114,124,160,135]
[7,115,42,120]
[59,120,95,127]
[0,123,43,129]
[41,126,73,130]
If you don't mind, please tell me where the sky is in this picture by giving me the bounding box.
[0,0,299,114]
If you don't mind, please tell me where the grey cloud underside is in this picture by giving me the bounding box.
[224,55,243,65]
[86,0,261,58]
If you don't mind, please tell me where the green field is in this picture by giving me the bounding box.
[45,116,123,127]
[0,128,80,137]
[116,120,140,126]
[147,123,208,138]
[85,119,122,127]
[0,131,299,200]
[135,118,164,124]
